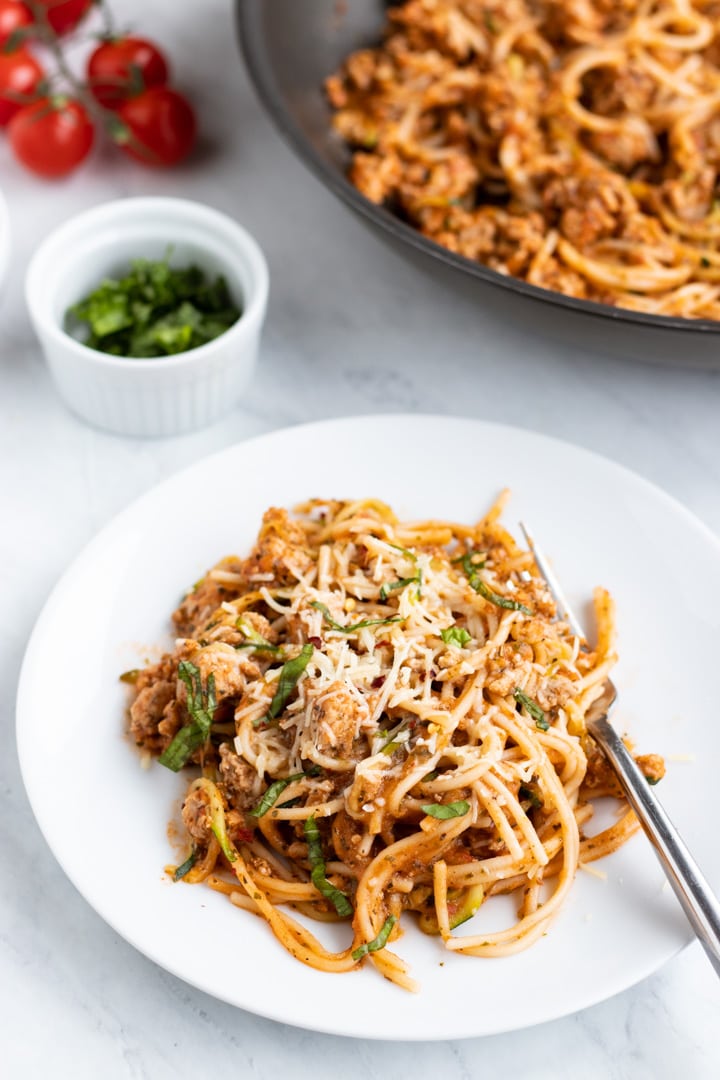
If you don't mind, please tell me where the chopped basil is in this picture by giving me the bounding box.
[518,783,543,809]
[645,775,660,786]
[454,550,531,614]
[453,550,487,590]
[389,543,417,561]
[235,618,281,654]
[422,770,439,782]
[119,668,140,684]
[380,741,401,755]
[422,800,470,819]
[453,550,487,569]
[379,720,409,755]
[379,570,422,601]
[440,626,472,648]
[513,687,549,731]
[249,773,305,818]
[311,601,403,634]
[476,580,532,615]
[352,915,396,961]
[69,256,241,358]
[173,850,197,881]
[277,796,303,809]
[158,661,217,772]
[253,645,314,728]
[304,814,353,917]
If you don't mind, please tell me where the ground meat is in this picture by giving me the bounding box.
[350,149,403,204]
[181,788,212,845]
[437,207,547,275]
[531,255,590,299]
[476,72,534,138]
[594,0,642,25]
[130,680,175,749]
[584,745,666,797]
[511,618,555,645]
[662,166,716,222]
[485,642,533,696]
[129,654,177,749]
[325,72,348,109]
[512,575,558,620]
[332,809,374,871]
[134,654,175,692]
[218,744,261,812]
[305,778,339,806]
[491,212,547,275]
[187,642,260,703]
[401,154,479,213]
[534,675,576,710]
[173,578,237,637]
[635,753,665,785]
[583,63,656,118]
[543,0,603,43]
[588,123,658,172]
[544,172,635,247]
[239,507,311,586]
[237,610,278,644]
[226,810,254,846]
[308,680,369,759]
[344,47,378,91]
[332,107,383,150]
[158,698,184,745]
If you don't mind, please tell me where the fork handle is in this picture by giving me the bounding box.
[587,715,720,977]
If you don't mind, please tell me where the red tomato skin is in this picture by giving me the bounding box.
[35,0,92,34]
[0,1,32,49]
[87,36,169,109]
[0,46,43,126]
[9,97,94,177]
[117,86,196,167]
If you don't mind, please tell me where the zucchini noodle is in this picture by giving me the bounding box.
[127,496,664,990]
[325,0,720,320]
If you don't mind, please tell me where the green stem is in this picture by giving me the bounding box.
[24,0,117,131]
[98,0,116,38]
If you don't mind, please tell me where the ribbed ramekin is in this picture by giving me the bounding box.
[25,197,269,437]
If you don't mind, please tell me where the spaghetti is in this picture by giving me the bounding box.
[326,0,720,319]
[127,496,663,989]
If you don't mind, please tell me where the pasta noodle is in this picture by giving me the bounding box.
[325,0,720,320]
[126,496,664,989]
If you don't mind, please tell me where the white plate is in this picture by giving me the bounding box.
[16,415,720,1040]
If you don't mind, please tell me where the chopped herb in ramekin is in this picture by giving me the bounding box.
[68,256,241,358]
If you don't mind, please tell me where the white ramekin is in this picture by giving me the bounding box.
[25,197,269,437]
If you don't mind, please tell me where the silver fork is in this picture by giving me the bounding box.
[520,521,720,977]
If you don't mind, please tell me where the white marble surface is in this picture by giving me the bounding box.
[2,1,720,1076]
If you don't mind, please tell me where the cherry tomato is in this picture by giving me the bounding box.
[35,0,92,35]
[0,45,43,126]
[116,86,196,167]
[9,96,93,177]
[87,36,169,110]
[0,1,32,50]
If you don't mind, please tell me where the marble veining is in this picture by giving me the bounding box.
[1,1,719,1076]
